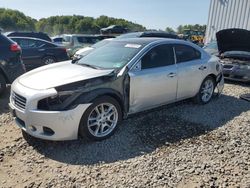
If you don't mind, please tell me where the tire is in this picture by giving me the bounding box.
[42,56,56,65]
[0,74,6,95]
[79,96,122,141]
[194,76,215,104]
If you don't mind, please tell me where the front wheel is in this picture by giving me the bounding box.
[194,76,215,104]
[79,96,122,141]
[42,56,56,65]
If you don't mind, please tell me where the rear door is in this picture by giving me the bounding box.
[17,38,47,70]
[129,44,177,113]
[174,44,206,99]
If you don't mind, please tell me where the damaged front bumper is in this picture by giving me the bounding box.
[9,81,91,141]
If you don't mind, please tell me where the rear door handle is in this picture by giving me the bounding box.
[167,72,176,78]
[199,65,207,70]
[38,49,45,52]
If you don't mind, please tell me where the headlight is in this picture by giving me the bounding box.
[73,54,83,60]
[38,92,73,111]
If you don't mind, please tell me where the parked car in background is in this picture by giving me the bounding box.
[117,31,179,39]
[6,31,52,42]
[100,25,128,34]
[61,34,101,57]
[9,38,224,141]
[10,37,69,71]
[0,34,25,94]
[74,38,114,60]
[216,28,250,82]
[52,36,63,45]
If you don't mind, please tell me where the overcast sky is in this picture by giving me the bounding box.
[1,0,211,30]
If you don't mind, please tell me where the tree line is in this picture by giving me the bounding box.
[0,8,145,35]
[0,8,206,36]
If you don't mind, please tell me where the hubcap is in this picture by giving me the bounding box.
[87,103,118,138]
[44,58,55,64]
[201,79,214,102]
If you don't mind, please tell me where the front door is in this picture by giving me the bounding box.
[128,44,177,113]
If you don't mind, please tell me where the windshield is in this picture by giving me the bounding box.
[77,41,143,69]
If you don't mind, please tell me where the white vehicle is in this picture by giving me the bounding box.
[9,38,224,141]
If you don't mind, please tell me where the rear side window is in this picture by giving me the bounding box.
[141,44,175,69]
[15,39,46,48]
[174,44,201,63]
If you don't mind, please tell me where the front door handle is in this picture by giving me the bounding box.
[199,65,207,70]
[167,72,176,78]
[38,49,45,52]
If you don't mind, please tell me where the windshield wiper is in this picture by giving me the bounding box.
[78,63,100,69]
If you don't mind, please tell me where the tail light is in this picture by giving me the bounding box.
[10,43,21,52]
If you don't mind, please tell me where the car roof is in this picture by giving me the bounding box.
[114,37,185,45]
[117,31,179,39]
[63,34,99,37]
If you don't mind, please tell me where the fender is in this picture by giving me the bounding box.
[68,88,128,118]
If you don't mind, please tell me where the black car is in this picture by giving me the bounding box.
[0,34,25,94]
[6,31,52,42]
[100,25,128,34]
[10,37,69,71]
[117,31,179,39]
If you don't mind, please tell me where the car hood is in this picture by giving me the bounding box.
[216,28,250,54]
[18,61,114,90]
[75,46,94,55]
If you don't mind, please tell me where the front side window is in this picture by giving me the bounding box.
[174,44,201,63]
[141,44,175,69]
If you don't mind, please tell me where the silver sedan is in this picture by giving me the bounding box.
[9,38,224,141]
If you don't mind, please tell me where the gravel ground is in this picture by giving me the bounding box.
[0,82,249,188]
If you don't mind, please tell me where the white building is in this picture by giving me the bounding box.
[205,0,250,44]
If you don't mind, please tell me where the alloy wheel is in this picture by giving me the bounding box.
[44,58,55,64]
[201,79,214,103]
[87,103,118,138]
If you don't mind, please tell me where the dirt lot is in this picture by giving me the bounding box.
[0,82,250,188]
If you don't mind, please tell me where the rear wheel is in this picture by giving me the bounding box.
[194,76,215,104]
[0,74,6,95]
[79,96,122,141]
[42,56,56,65]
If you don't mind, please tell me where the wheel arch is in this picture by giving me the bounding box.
[74,88,125,115]
[207,73,216,82]
[76,89,124,140]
